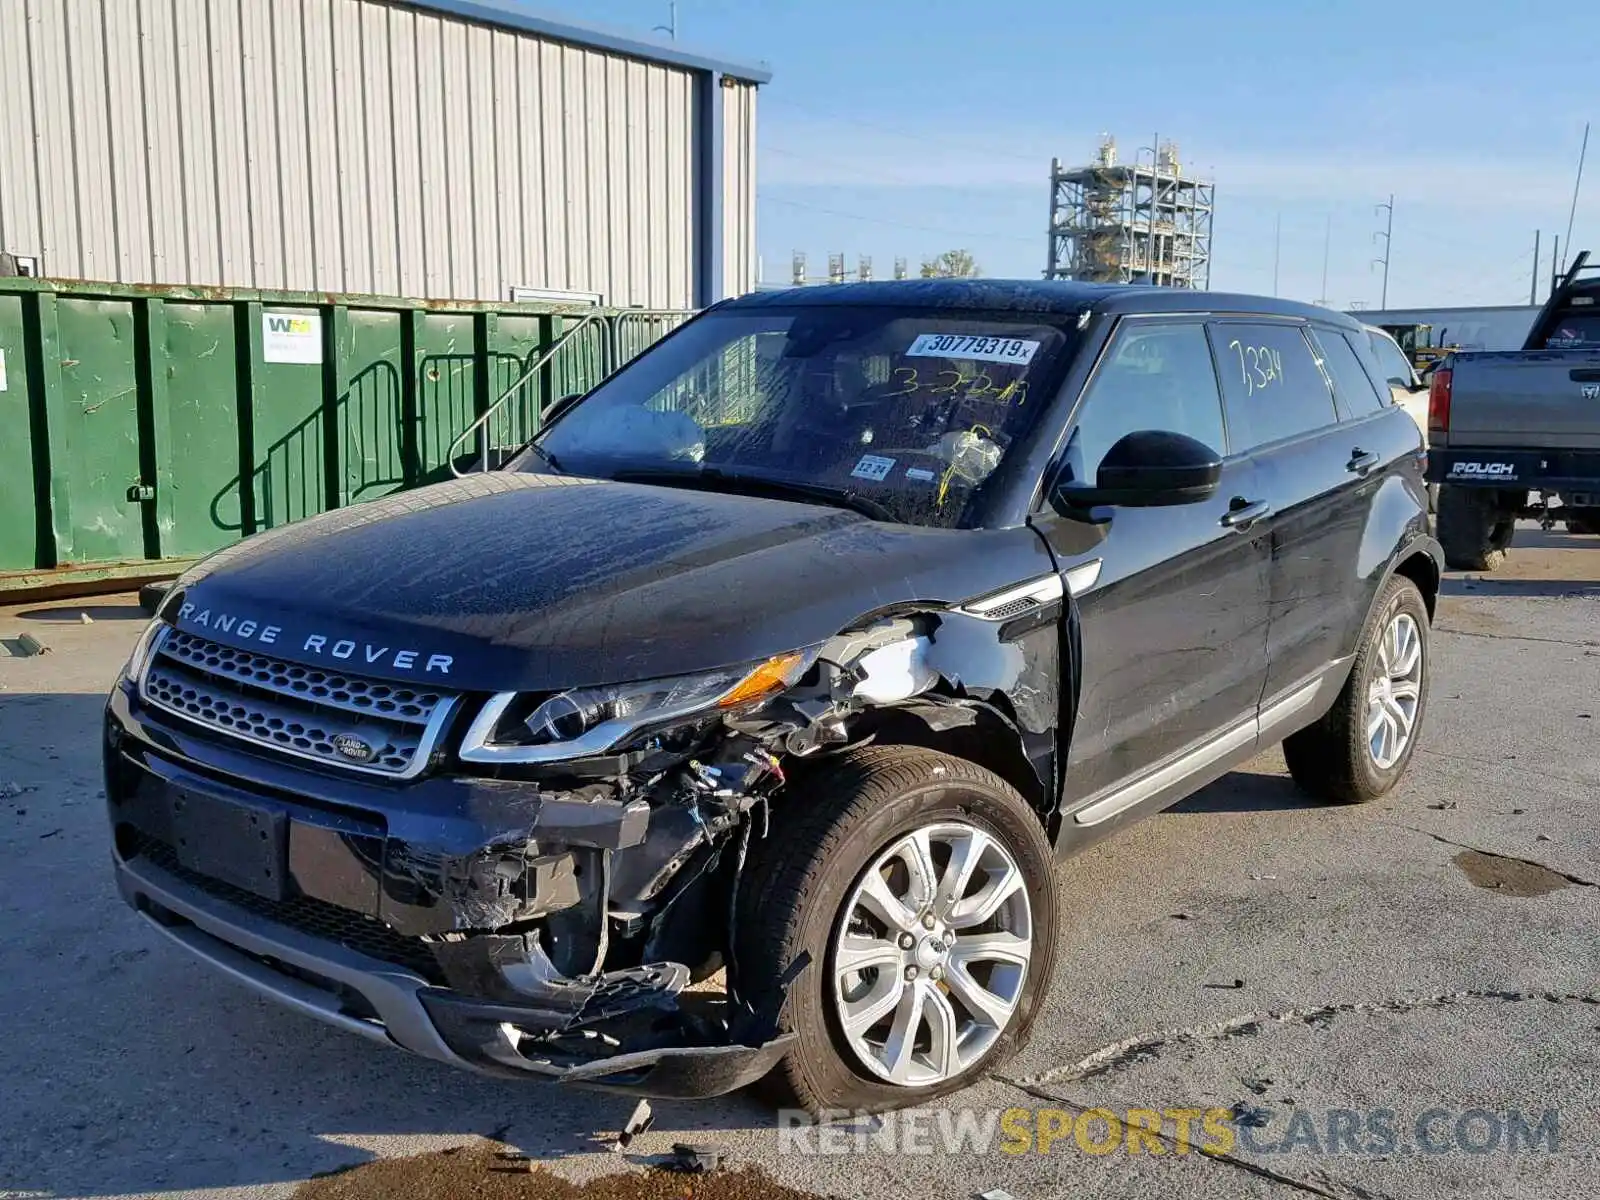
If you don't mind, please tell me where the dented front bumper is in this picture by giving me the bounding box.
[104,682,788,1098]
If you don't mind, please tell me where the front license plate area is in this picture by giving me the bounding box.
[170,787,288,901]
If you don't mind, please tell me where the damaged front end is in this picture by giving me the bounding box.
[107,598,1059,1097]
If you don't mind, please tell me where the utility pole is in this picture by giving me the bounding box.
[1272,213,1281,297]
[652,0,678,38]
[1564,122,1590,254]
[1317,215,1331,307]
[1531,230,1541,305]
[1373,194,1394,309]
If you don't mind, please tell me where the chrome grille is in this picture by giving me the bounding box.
[159,629,444,722]
[140,628,455,778]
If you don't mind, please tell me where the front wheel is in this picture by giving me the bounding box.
[735,746,1058,1114]
[1283,575,1430,804]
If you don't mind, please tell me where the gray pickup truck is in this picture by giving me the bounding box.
[1427,251,1600,569]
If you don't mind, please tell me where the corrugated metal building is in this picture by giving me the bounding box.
[0,0,769,306]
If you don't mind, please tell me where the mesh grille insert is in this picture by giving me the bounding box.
[131,833,443,982]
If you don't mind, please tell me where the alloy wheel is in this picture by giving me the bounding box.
[1366,612,1423,769]
[830,821,1033,1087]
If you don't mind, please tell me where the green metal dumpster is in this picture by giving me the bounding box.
[0,279,689,595]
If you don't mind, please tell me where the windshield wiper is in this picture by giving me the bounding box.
[521,441,564,473]
[609,467,895,522]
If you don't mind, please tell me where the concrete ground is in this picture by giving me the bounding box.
[2,527,1597,1200]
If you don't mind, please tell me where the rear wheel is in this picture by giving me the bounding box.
[735,746,1057,1115]
[1436,485,1513,571]
[1563,508,1600,536]
[1284,575,1430,804]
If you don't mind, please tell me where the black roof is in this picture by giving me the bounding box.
[727,279,1360,330]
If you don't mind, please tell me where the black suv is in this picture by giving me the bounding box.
[106,281,1441,1114]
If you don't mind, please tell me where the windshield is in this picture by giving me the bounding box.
[517,306,1079,528]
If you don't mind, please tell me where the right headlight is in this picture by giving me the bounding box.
[458,650,815,765]
[123,617,168,684]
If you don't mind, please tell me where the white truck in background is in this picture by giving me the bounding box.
[1363,325,1435,510]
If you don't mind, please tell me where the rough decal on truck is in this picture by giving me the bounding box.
[1446,461,1518,481]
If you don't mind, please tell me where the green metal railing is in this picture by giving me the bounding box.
[0,279,691,594]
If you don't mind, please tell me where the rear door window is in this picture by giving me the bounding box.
[1310,329,1388,418]
[1208,322,1338,451]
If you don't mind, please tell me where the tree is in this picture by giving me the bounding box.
[919,249,981,278]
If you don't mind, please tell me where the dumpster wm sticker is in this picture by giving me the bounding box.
[262,312,323,364]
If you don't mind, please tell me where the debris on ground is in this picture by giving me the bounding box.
[666,1143,728,1174]
[291,1141,835,1200]
[614,1100,654,1152]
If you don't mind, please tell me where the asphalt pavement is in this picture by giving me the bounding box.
[2,527,1596,1200]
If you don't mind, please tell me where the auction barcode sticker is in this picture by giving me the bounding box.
[905,333,1039,365]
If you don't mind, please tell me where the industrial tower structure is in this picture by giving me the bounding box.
[1046,137,1214,288]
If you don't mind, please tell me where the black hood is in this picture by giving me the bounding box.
[164,473,1056,692]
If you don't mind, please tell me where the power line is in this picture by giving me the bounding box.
[758,196,1038,245]
[760,97,1044,166]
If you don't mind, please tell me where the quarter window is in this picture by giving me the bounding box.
[1313,329,1388,417]
[1366,331,1416,389]
[1066,322,1226,481]
[1209,323,1337,450]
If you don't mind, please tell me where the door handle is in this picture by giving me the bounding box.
[1220,498,1272,529]
[1347,448,1381,475]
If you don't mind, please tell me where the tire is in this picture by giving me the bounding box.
[734,745,1058,1115]
[1563,509,1600,536]
[1435,485,1511,571]
[1283,575,1430,804]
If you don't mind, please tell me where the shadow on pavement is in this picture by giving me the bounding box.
[1440,577,1600,599]
[16,603,151,623]
[1169,768,1320,814]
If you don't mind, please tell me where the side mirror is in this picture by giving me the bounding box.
[543,392,581,423]
[1053,430,1223,510]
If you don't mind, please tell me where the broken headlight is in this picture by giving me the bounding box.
[458,650,816,764]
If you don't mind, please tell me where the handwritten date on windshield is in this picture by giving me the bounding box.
[883,366,1029,405]
[1227,340,1284,396]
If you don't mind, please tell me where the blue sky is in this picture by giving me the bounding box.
[574,0,1598,310]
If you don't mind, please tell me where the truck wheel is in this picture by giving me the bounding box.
[1436,486,1511,571]
[1283,575,1430,804]
[735,745,1057,1115]
[1564,509,1600,536]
